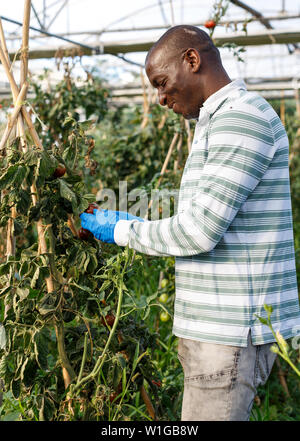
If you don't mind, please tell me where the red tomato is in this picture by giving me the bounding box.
[85,202,99,214]
[101,313,115,328]
[204,20,216,29]
[53,165,66,178]
[78,227,92,240]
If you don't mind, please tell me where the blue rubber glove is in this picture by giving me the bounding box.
[79,209,144,244]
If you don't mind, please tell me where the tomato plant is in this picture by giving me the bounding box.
[0,64,170,421]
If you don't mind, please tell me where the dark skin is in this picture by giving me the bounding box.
[145,46,231,120]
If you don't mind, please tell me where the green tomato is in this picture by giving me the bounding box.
[159,293,169,304]
[160,311,170,322]
[160,278,168,289]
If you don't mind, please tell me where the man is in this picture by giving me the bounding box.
[80,25,300,421]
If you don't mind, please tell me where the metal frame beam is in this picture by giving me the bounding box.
[6,28,300,61]
[4,13,300,40]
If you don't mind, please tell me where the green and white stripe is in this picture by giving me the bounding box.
[116,79,300,347]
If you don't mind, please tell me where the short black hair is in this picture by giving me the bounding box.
[146,25,220,64]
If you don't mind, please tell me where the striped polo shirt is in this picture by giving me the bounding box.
[115,79,300,347]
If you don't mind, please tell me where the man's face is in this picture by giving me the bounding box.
[146,48,201,120]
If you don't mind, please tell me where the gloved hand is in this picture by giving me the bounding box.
[79,209,144,244]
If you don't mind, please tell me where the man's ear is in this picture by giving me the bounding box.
[184,48,201,73]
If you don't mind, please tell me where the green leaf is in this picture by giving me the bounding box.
[16,189,31,215]
[146,292,158,304]
[59,179,78,214]
[10,378,21,399]
[0,261,12,276]
[69,281,91,292]
[13,218,24,236]
[263,304,273,315]
[0,165,18,190]
[43,396,56,421]
[37,151,58,180]
[0,324,6,350]
[0,355,7,377]
[132,341,140,372]
[143,306,151,321]
[16,287,30,301]
[30,267,40,289]
[0,285,11,299]
[37,293,58,316]
[1,411,21,421]
[24,150,38,166]
[13,165,28,187]
[21,357,38,388]
[256,316,268,326]
[122,367,127,394]
[33,329,49,370]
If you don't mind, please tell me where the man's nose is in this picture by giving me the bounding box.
[158,91,167,106]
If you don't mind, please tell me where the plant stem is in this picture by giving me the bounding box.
[74,280,124,392]
[77,332,88,385]
[55,320,76,389]
[73,250,130,393]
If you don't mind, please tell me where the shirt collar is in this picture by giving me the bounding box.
[200,79,247,119]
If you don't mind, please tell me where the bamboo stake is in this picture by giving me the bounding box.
[280,90,285,126]
[295,87,300,119]
[0,20,10,66]
[0,40,42,149]
[276,358,291,398]
[155,132,178,187]
[173,134,183,172]
[0,19,25,145]
[0,82,28,150]
[147,132,179,213]
[18,0,31,141]
[6,207,16,257]
[140,68,149,129]
[20,0,31,86]
[67,213,79,237]
[158,112,168,130]
[185,119,192,153]
[140,384,156,420]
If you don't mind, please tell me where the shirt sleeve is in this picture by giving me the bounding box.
[114,109,278,257]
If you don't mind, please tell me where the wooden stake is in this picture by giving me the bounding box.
[0,39,43,149]
[276,358,291,398]
[140,68,149,129]
[147,132,179,213]
[295,87,300,119]
[67,214,79,237]
[280,90,285,126]
[0,82,28,150]
[185,119,192,153]
[140,384,156,420]
[20,0,31,86]
[158,112,168,130]
[173,134,183,172]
